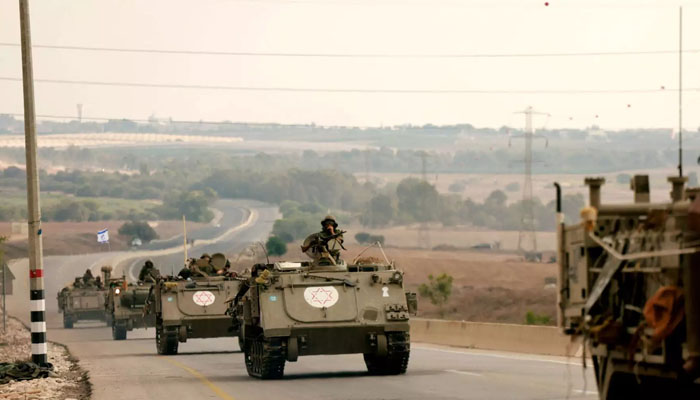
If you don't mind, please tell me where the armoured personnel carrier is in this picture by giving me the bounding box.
[231,252,418,379]
[148,253,242,355]
[557,176,700,398]
[104,266,156,340]
[57,266,110,328]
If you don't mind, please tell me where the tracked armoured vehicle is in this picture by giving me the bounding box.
[231,247,418,379]
[557,176,700,399]
[57,266,110,328]
[149,253,241,355]
[104,266,156,340]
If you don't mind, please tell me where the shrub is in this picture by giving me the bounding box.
[118,221,158,244]
[524,311,551,325]
[266,236,287,256]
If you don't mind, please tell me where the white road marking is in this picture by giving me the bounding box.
[415,345,584,366]
[445,369,483,377]
[573,389,598,395]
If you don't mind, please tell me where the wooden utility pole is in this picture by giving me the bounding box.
[19,0,47,364]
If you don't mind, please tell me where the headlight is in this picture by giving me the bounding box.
[115,288,121,295]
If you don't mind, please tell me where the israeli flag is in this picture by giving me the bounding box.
[97,229,109,243]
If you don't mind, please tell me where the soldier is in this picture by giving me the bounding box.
[193,254,217,276]
[301,215,346,265]
[73,277,84,289]
[138,260,158,282]
[82,269,95,287]
[177,262,192,280]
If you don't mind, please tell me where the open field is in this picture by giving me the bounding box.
[0,220,205,260]
[360,167,692,205]
[346,222,557,251]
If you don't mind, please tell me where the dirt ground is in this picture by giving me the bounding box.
[0,313,89,399]
[345,222,557,251]
[0,220,204,261]
[248,243,558,326]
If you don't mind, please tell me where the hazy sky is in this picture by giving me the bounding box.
[1,0,700,130]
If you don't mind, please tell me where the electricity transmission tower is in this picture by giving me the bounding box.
[417,151,431,249]
[510,107,548,253]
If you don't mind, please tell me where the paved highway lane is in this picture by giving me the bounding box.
[43,323,596,400]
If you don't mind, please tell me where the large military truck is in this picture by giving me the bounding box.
[556,176,700,399]
[57,266,110,328]
[149,255,241,355]
[105,274,156,340]
[231,257,418,379]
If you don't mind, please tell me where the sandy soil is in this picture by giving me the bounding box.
[345,222,557,251]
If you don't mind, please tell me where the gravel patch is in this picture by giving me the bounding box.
[0,313,90,400]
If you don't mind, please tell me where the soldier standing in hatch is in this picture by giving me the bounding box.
[194,254,218,276]
[138,260,158,282]
[301,215,346,265]
[82,269,95,287]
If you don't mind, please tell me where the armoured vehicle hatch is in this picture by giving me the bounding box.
[231,253,417,379]
[557,176,700,398]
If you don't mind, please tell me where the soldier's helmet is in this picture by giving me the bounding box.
[145,260,154,268]
[321,215,338,228]
[200,253,211,259]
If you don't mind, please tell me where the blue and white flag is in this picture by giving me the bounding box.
[97,229,109,243]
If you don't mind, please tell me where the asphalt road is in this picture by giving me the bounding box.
[5,200,597,400]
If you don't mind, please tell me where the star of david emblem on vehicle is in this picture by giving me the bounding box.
[303,286,339,308]
[192,290,215,306]
[310,287,334,305]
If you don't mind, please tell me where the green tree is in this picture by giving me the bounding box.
[396,178,439,223]
[157,190,215,222]
[361,194,394,227]
[118,221,159,243]
[418,273,453,317]
[266,236,287,256]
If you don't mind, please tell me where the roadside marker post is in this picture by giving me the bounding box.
[19,0,47,365]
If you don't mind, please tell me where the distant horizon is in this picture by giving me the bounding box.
[1,113,696,134]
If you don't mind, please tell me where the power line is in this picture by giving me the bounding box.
[0,76,693,94]
[1,42,699,58]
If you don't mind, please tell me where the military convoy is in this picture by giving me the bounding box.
[557,176,700,398]
[230,229,417,379]
[148,253,242,355]
[104,268,156,340]
[56,220,418,380]
[57,266,110,328]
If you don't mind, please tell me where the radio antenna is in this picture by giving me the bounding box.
[678,6,683,177]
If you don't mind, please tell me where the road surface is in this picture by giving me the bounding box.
[5,200,596,399]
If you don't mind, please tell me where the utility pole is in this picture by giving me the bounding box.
[76,103,83,123]
[511,107,548,254]
[417,151,431,249]
[19,0,47,365]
